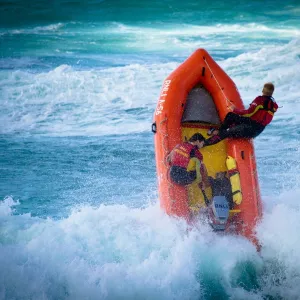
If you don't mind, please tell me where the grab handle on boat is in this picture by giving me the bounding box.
[151,122,157,133]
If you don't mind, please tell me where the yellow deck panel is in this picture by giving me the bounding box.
[181,125,227,208]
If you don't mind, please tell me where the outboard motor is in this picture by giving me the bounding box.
[208,196,229,231]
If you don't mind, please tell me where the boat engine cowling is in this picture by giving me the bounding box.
[208,196,230,231]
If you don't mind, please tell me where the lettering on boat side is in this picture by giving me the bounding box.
[155,80,171,115]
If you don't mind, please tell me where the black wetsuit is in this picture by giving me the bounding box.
[169,166,197,185]
[205,112,265,146]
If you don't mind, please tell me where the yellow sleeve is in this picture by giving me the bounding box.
[187,158,202,183]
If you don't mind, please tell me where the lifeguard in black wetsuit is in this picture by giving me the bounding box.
[205,82,278,146]
[168,133,209,189]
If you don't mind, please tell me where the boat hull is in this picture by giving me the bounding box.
[153,49,262,246]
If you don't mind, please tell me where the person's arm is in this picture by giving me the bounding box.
[233,96,262,116]
[166,148,175,164]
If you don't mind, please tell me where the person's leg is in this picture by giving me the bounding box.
[208,113,248,137]
[219,112,248,133]
[170,166,196,185]
[252,123,265,138]
[205,121,264,146]
[220,123,254,139]
[204,124,248,146]
[220,121,265,139]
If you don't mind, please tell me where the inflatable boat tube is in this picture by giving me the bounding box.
[152,49,262,247]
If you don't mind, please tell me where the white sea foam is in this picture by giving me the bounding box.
[2,21,298,53]
[221,39,300,111]
[1,23,64,36]
[2,21,299,38]
[0,62,177,136]
[33,23,64,32]
[2,190,300,299]
[0,196,255,299]
[1,37,299,137]
[255,190,300,299]
[96,22,300,52]
[109,22,300,36]
[267,6,300,16]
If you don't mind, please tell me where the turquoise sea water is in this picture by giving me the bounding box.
[1,1,300,299]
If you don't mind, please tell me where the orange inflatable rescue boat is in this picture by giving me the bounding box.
[152,49,262,247]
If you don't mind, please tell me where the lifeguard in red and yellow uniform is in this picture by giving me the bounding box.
[168,133,209,189]
[205,83,278,146]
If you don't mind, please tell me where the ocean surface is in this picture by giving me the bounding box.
[1,1,300,299]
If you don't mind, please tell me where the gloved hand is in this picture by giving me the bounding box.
[190,147,196,158]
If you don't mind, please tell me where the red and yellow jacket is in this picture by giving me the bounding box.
[233,95,278,126]
[169,142,203,169]
[169,142,209,186]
